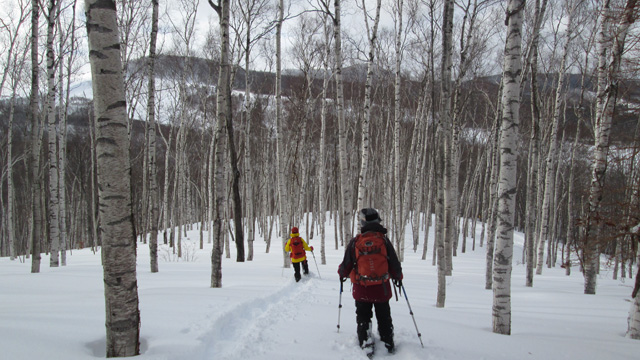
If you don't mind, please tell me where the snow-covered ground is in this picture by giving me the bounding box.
[1,216,638,359]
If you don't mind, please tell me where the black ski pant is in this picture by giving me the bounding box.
[292,260,309,281]
[355,300,393,346]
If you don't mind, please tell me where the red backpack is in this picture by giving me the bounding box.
[290,237,305,259]
[350,232,389,286]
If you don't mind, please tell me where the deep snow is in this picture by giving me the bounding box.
[1,215,638,360]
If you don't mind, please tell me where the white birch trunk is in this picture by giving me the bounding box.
[274,0,290,268]
[148,0,159,272]
[392,0,404,260]
[208,0,231,287]
[7,84,18,260]
[435,134,446,307]
[440,0,454,275]
[30,0,43,273]
[492,0,524,336]
[85,0,141,355]
[333,0,352,242]
[317,14,331,265]
[46,0,61,267]
[355,0,381,212]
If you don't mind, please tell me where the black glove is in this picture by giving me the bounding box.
[393,279,402,288]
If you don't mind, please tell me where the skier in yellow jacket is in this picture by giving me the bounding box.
[284,227,314,282]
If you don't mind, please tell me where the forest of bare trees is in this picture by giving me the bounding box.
[2,0,640,351]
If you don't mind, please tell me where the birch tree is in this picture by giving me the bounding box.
[492,0,524,336]
[85,0,141,355]
[355,0,381,211]
[274,0,291,267]
[30,0,44,273]
[317,13,332,264]
[440,0,454,275]
[209,0,231,287]
[46,0,62,268]
[333,0,352,242]
[147,0,160,273]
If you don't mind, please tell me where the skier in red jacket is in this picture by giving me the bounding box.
[338,208,403,354]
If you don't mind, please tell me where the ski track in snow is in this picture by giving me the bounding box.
[198,275,317,359]
[166,270,433,360]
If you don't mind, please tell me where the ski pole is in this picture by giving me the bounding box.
[311,250,321,279]
[401,284,424,348]
[337,279,344,333]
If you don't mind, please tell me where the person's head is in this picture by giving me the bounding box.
[291,227,299,234]
[358,208,381,228]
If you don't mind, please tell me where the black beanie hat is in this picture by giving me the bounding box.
[359,208,381,228]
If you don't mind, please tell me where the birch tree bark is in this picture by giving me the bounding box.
[274,0,291,268]
[440,0,454,275]
[30,0,43,273]
[7,61,25,261]
[333,0,352,242]
[492,0,524,336]
[85,0,141,355]
[209,0,231,287]
[317,14,331,265]
[392,0,404,260]
[435,133,446,308]
[355,0,381,211]
[46,0,61,267]
[584,0,637,295]
[147,0,159,273]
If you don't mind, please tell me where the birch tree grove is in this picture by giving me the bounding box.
[583,0,637,295]
[85,0,141,356]
[4,0,640,345]
[3,0,30,261]
[492,0,524,336]
[535,0,577,276]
